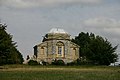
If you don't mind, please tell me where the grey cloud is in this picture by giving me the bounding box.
[82,17,120,40]
[83,17,120,28]
[0,0,103,8]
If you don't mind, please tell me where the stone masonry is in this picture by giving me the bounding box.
[33,28,80,64]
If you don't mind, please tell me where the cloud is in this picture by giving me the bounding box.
[83,17,120,28]
[0,0,102,8]
[82,17,120,42]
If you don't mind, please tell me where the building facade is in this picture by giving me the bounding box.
[34,28,80,64]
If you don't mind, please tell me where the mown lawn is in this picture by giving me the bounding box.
[0,65,120,80]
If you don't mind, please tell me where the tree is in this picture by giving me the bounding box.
[0,23,23,65]
[72,32,118,65]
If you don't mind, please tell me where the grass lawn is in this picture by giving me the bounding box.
[0,65,120,80]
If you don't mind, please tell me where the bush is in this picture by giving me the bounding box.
[52,60,65,66]
[42,61,48,65]
[67,59,81,66]
[67,61,77,66]
[28,60,38,65]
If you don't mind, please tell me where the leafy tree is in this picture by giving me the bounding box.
[0,23,23,65]
[72,32,118,65]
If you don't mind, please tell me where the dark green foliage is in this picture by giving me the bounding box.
[72,32,118,65]
[0,23,23,65]
[28,60,39,65]
[42,61,48,65]
[67,59,81,66]
[52,59,65,65]
[67,59,92,66]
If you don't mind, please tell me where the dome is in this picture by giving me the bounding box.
[49,28,68,34]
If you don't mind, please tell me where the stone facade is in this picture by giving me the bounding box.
[34,28,80,64]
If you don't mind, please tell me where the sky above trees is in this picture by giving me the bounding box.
[0,0,120,62]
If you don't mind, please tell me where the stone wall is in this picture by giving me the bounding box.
[34,32,80,64]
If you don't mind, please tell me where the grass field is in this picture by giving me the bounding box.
[0,65,120,80]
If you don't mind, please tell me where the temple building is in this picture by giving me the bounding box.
[33,28,80,64]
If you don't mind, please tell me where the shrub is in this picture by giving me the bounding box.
[67,61,77,66]
[28,60,38,65]
[52,60,65,66]
[67,59,80,66]
[42,61,48,65]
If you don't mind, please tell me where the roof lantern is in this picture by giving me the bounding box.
[49,28,68,34]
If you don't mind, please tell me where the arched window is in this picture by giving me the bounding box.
[56,41,64,57]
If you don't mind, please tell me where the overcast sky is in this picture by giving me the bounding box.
[0,0,120,62]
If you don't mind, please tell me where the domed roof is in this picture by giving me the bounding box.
[49,28,68,34]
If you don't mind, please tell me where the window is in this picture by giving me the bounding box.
[56,41,64,57]
[58,46,62,54]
